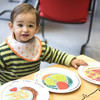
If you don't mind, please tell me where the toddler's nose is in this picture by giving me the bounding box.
[23,26,28,32]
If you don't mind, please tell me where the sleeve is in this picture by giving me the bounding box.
[41,42,76,67]
[0,53,5,70]
[0,53,6,86]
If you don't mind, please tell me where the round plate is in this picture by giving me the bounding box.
[0,80,49,100]
[34,67,81,93]
[78,62,100,85]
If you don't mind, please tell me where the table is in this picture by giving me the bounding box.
[19,55,100,100]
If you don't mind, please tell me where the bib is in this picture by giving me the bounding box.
[6,35,42,61]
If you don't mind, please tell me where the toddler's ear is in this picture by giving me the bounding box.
[8,22,14,33]
[36,24,40,34]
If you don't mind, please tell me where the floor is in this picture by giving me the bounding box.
[0,0,100,69]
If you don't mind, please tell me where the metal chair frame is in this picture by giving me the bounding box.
[80,0,96,54]
[0,0,28,21]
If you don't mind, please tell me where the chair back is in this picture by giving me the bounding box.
[39,0,90,23]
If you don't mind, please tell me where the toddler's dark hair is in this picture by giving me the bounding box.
[10,3,40,26]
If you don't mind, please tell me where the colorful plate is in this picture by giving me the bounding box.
[34,67,81,93]
[0,80,49,100]
[78,62,100,85]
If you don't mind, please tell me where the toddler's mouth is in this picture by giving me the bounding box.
[22,34,29,37]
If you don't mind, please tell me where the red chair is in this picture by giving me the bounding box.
[39,0,90,23]
[38,0,96,54]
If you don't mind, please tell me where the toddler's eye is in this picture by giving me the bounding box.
[18,24,23,27]
[29,25,33,27]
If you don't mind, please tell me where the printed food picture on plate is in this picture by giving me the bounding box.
[85,67,100,81]
[3,86,38,100]
[42,73,73,90]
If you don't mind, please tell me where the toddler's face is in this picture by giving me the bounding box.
[9,13,40,42]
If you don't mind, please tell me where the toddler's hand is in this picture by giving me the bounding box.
[71,58,88,69]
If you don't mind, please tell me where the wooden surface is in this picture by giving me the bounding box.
[19,55,100,100]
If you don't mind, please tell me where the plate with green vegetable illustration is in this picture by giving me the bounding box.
[34,67,81,93]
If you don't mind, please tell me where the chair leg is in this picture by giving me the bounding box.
[0,10,12,20]
[41,18,47,43]
[20,0,29,3]
[9,0,19,3]
[0,0,27,21]
[0,10,12,15]
[88,0,92,12]
[80,0,96,54]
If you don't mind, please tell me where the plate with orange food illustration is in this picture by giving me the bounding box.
[34,67,81,93]
[0,80,49,100]
[78,62,100,85]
